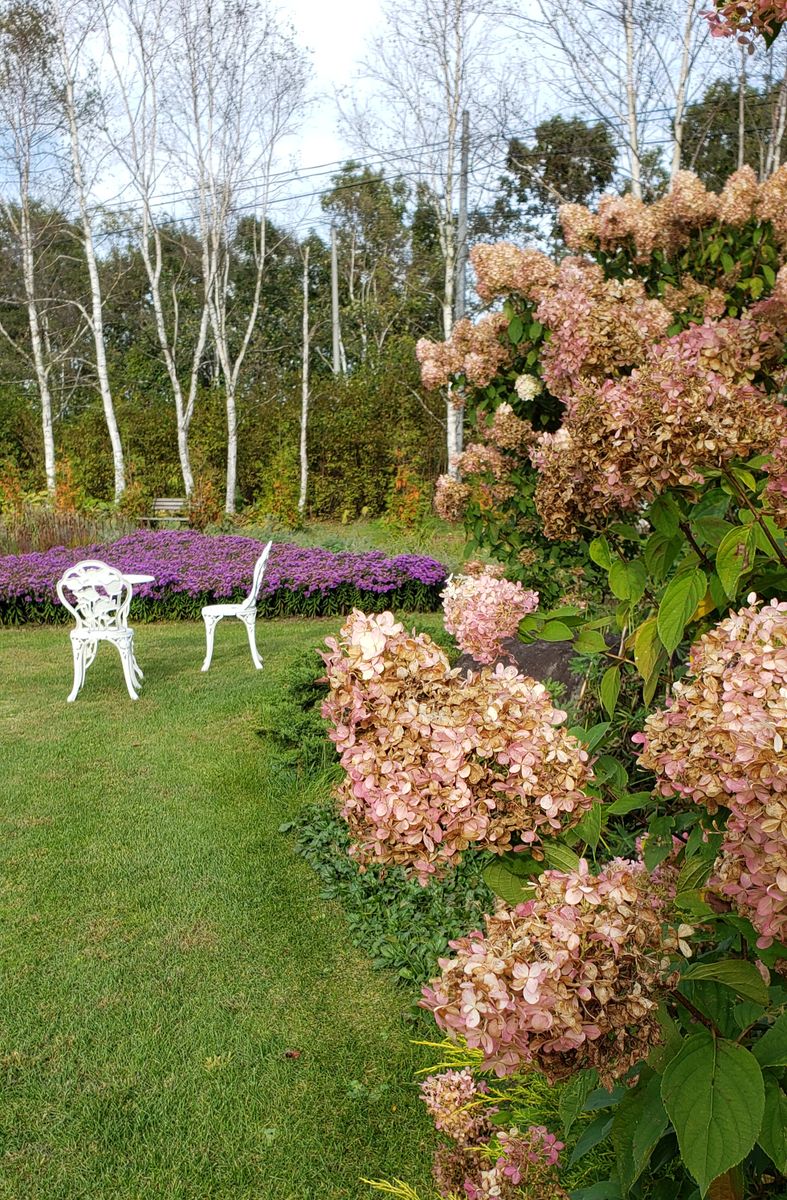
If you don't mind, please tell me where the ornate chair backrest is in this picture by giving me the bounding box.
[241,541,273,611]
[56,560,132,632]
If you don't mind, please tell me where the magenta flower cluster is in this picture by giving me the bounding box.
[636,596,787,946]
[421,857,681,1086]
[0,530,446,622]
[442,566,539,664]
[321,610,593,882]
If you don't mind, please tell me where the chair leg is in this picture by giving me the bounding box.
[117,639,139,701]
[241,611,263,670]
[67,637,85,702]
[201,614,220,672]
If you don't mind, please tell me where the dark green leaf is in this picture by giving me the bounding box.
[559,1069,598,1136]
[569,1184,622,1200]
[540,620,575,642]
[758,1074,787,1172]
[589,536,613,570]
[716,526,756,598]
[649,494,681,537]
[676,856,713,895]
[574,629,608,654]
[483,858,536,906]
[644,531,683,581]
[568,1114,614,1166]
[543,842,581,872]
[657,569,706,655]
[660,1032,765,1195]
[612,1072,669,1195]
[599,665,621,717]
[607,791,653,815]
[753,1011,787,1068]
[681,960,769,1006]
[574,802,604,850]
[609,559,647,603]
[507,315,524,344]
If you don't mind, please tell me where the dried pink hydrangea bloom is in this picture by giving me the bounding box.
[636,597,787,946]
[718,165,760,226]
[422,858,682,1085]
[322,611,594,882]
[706,0,787,45]
[442,568,539,665]
[765,436,787,527]
[534,258,671,402]
[417,313,513,391]
[434,475,472,523]
[530,315,787,540]
[420,1068,494,1147]
[470,242,558,304]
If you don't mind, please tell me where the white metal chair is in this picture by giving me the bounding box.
[56,560,143,702]
[200,541,273,672]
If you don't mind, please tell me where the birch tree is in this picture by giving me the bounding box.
[50,0,126,500]
[520,0,712,192]
[347,0,508,475]
[164,0,308,513]
[99,0,209,498]
[298,242,309,515]
[0,2,62,493]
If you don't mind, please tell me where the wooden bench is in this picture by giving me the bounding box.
[143,497,189,526]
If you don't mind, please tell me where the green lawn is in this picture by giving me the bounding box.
[0,619,436,1199]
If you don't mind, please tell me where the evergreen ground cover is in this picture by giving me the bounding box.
[0,618,437,1200]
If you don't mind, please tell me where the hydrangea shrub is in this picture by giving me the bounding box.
[338,168,787,1200]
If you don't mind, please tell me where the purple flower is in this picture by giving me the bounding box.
[0,530,447,620]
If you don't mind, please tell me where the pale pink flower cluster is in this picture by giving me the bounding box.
[514,374,543,402]
[560,166,787,259]
[416,313,512,392]
[422,857,681,1085]
[321,610,594,882]
[706,0,787,44]
[442,568,539,664]
[470,242,558,304]
[530,316,787,539]
[533,258,672,402]
[636,598,787,947]
[420,1069,493,1147]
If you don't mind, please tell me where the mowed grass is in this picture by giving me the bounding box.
[0,619,436,1200]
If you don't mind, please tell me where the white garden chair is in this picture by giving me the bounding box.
[200,541,273,672]
[56,560,143,702]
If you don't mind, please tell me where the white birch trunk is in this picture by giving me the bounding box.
[20,206,57,494]
[298,245,309,515]
[623,0,642,198]
[766,61,787,176]
[55,14,125,501]
[670,0,698,179]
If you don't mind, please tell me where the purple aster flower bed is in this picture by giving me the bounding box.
[0,530,447,624]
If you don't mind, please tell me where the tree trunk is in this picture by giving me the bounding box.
[738,46,747,170]
[299,244,309,515]
[224,379,237,514]
[766,60,787,175]
[624,0,642,198]
[19,205,56,494]
[57,33,125,501]
[670,0,697,179]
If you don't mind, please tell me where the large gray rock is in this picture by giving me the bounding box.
[458,636,582,696]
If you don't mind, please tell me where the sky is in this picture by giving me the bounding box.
[276,0,384,225]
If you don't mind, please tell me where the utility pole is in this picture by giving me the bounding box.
[299,244,309,515]
[455,108,470,322]
[330,226,345,375]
